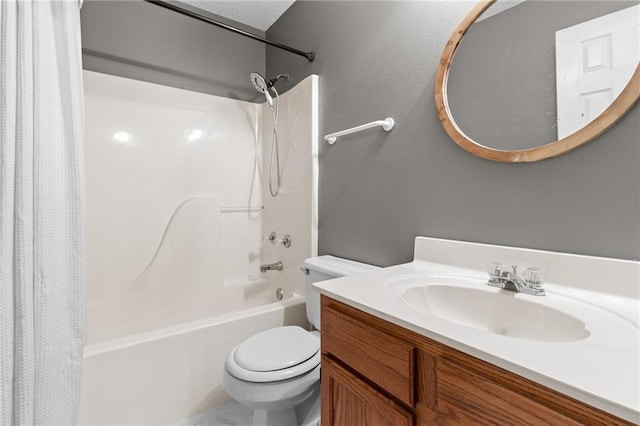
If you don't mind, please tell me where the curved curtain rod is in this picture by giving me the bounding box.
[143,0,315,62]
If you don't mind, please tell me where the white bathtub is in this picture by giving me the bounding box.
[78,292,307,425]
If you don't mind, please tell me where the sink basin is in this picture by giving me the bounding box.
[387,274,590,342]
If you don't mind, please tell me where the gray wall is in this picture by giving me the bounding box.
[448,1,635,150]
[266,1,640,265]
[81,0,266,101]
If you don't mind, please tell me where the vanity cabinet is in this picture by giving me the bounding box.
[320,295,634,426]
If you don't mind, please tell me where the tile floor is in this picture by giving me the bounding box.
[179,397,321,426]
[179,401,252,426]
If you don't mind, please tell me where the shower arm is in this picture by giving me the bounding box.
[143,0,315,62]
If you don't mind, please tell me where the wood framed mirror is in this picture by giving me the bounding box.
[435,0,640,162]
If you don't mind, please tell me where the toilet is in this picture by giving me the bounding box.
[223,255,378,426]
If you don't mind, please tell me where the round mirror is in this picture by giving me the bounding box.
[435,0,640,162]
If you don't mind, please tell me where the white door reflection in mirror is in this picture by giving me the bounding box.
[556,5,639,139]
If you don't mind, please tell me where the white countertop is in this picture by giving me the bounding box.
[313,237,640,424]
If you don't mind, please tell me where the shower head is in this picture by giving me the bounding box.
[250,72,268,94]
[250,72,273,107]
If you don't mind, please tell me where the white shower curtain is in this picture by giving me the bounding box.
[0,0,85,425]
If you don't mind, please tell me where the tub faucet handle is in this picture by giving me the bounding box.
[278,234,292,248]
[263,231,278,244]
[263,231,292,248]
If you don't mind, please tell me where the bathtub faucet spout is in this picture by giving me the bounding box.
[260,261,283,273]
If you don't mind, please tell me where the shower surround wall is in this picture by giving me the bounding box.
[84,70,265,344]
[80,71,318,423]
[261,75,319,296]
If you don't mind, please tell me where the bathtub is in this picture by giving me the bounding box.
[78,291,308,425]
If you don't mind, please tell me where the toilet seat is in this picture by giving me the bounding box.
[225,326,320,383]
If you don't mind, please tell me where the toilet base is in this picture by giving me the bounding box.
[253,408,298,426]
[223,362,321,426]
[248,385,320,426]
[297,386,321,426]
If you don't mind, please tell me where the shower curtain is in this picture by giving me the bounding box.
[0,0,85,424]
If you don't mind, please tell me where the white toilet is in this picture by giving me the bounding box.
[223,255,378,426]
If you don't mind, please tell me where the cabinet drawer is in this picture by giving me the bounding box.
[321,301,414,407]
[437,357,582,425]
[322,356,413,426]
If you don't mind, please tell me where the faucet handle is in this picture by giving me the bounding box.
[487,262,506,281]
[263,231,278,244]
[523,267,544,288]
[262,231,292,248]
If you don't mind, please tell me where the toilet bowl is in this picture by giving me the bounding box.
[222,256,379,426]
[223,326,321,426]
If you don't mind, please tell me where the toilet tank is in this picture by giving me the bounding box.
[302,255,379,330]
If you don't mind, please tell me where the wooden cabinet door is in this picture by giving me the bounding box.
[321,356,413,426]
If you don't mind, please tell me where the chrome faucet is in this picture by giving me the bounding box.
[260,261,283,273]
[487,263,545,296]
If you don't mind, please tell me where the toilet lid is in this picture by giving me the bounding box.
[234,326,320,372]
